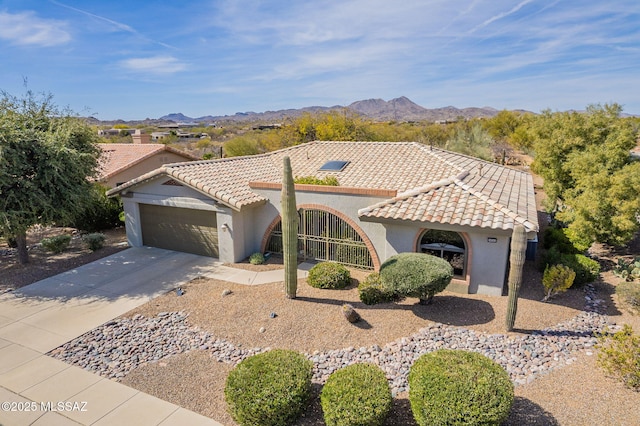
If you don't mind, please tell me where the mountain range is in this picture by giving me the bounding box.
[94,97,531,125]
[159,96,513,124]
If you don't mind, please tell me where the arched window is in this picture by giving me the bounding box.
[265,208,373,269]
[418,230,466,276]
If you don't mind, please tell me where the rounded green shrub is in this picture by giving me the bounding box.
[224,349,313,426]
[321,363,392,426]
[409,349,514,426]
[379,253,453,304]
[559,253,600,286]
[249,252,265,265]
[358,273,399,305]
[308,262,351,289]
[41,234,72,254]
[82,233,106,251]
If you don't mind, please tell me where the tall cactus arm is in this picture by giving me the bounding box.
[506,224,528,331]
[282,156,299,299]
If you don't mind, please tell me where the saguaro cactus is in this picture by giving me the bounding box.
[506,224,528,331]
[282,156,299,299]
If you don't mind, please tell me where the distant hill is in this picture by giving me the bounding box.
[98,96,527,125]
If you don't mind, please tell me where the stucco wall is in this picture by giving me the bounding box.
[119,179,522,295]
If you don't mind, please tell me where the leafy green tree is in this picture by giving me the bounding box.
[531,104,640,246]
[223,136,260,157]
[482,110,535,150]
[0,90,101,263]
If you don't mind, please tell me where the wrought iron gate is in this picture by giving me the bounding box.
[265,208,373,269]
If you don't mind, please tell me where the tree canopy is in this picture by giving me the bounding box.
[0,90,101,263]
[531,104,640,246]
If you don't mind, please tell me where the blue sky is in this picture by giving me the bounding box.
[0,0,638,120]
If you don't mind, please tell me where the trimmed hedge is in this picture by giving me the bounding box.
[41,234,71,254]
[379,253,453,303]
[358,273,399,305]
[321,363,392,426]
[224,349,313,426]
[308,262,351,289]
[409,349,514,426]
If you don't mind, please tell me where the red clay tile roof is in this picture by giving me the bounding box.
[108,141,538,232]
[97,143,198,180]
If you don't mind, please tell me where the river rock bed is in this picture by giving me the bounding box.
[48,283,616,395]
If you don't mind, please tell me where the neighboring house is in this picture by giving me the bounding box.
[98,139,199,188]
[107,141,539,296]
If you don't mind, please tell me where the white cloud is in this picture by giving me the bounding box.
[0,11,71,47]
[119,56,187,75]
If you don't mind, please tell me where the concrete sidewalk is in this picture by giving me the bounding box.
[0,247,308,426]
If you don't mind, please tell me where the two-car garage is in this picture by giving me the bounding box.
[139,204,219,258]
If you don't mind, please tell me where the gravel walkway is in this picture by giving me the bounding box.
[48,282,616,396]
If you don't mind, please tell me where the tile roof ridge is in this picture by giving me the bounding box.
[358,176,458,216]
[106,165,169,196]
[452,174,538,232]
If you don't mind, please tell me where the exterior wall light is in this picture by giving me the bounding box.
[221,223,230,232]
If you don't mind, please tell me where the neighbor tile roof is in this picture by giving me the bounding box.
[108,141,539,232]
[97,143,198,180]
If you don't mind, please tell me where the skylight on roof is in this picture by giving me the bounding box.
[319,160,350,172]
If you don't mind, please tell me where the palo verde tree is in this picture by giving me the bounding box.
[531,103,640,247]
[0,90,101,264]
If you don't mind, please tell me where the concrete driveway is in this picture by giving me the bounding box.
[0,247,227,426]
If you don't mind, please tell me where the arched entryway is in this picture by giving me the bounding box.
[264,207,374,269]
[417,229,468,277]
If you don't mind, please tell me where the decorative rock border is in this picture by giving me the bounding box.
[48,283,617,396]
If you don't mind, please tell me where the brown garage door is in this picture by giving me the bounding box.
[140,204,219,257]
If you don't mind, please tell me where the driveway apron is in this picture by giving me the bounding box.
[0,247,224,426]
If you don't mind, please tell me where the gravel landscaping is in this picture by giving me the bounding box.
[45,261,640,425]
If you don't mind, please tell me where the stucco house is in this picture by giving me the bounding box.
[107,141,539,296]
[98,139,199,188]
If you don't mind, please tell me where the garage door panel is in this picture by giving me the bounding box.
[140,204,219,257]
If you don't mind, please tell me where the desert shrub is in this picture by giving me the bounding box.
[379,253,453,304]
[67,184,122,232]
[542,247,600,286]
[408,349,514,426]
[320,363,392,426]
[616,281,640,314]
[597,325,640,390]
[542,264,576,301]
[294,175,339,186]
[82,233,106,251]
[358,273,399,305]
[543,227,579,253]
[224,349,313,426]
[249,252,265,265]
[308,262,351,289]
[613,257,640,282]
[559,253,600,286]
[40,234,72,254]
